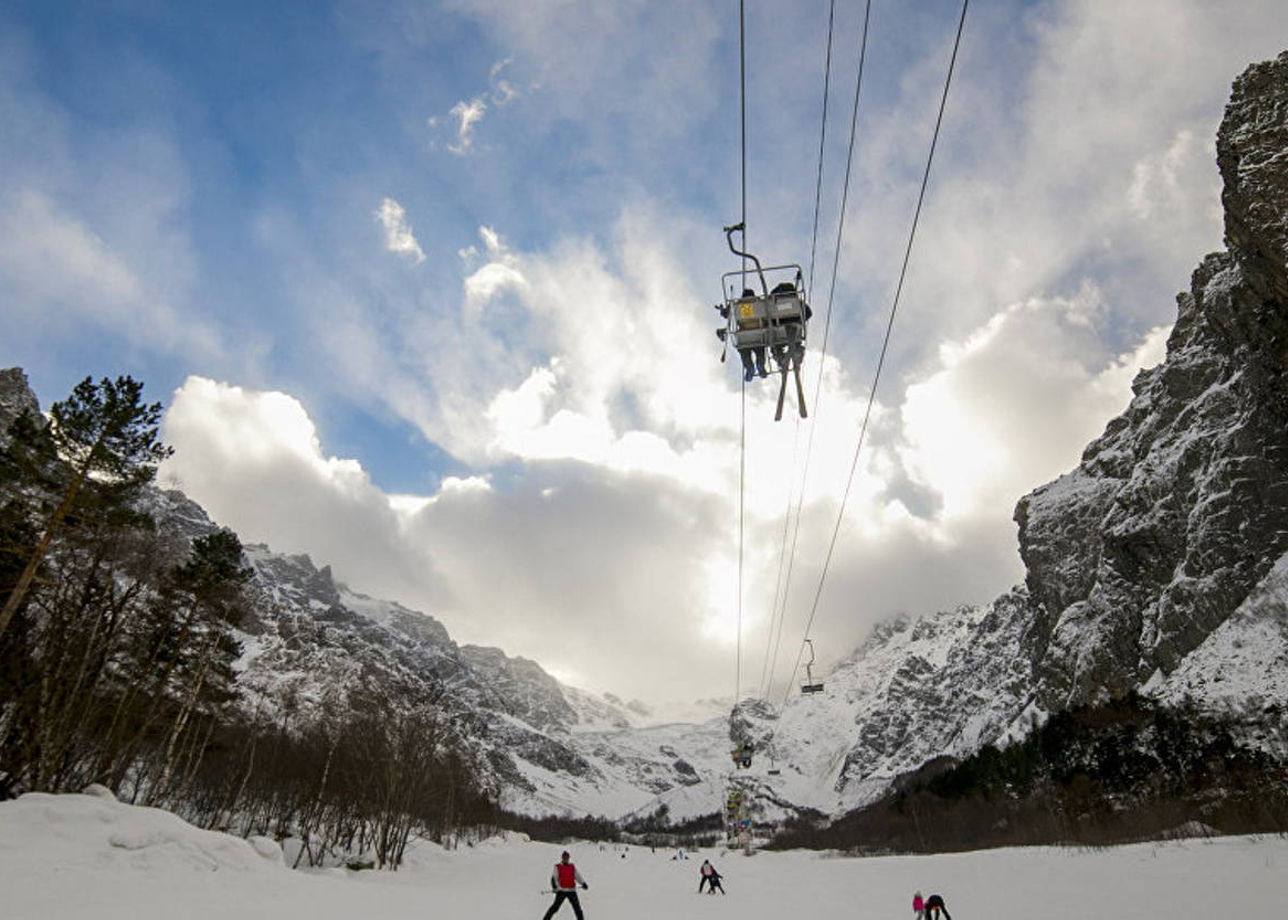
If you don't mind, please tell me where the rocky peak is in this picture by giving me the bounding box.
[0,368,42,444]
[307,564,341,607]
[1218,51,1288,305]
[458,644,577,731]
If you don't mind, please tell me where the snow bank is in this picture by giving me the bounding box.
[0,791,284,875]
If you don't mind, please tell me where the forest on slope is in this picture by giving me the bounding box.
[0,372,497,869]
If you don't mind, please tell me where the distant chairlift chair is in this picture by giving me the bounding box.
[800,638,824,695]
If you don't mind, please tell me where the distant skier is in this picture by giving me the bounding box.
[924,893,951,920]
[700,860,725,894]
[542,851,588,920]
[912,891,925,919]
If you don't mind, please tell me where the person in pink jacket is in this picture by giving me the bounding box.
[912,891,926,919]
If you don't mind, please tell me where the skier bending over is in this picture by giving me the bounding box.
[701,862,725,895]
[698,859,716,893]
[924,893,951,920]
[543,851,589,920]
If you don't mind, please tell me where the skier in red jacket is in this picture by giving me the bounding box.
[542,851,589,920]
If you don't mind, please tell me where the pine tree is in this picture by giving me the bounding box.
[0,376,171,643]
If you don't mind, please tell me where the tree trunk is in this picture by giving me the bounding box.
[153,630,217,803]
[0,437,102,644]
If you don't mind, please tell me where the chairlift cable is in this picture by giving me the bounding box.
[806,0,838,298]
[737,378,747,708]
[778,0,970,709]
[734,0,748,710]
[758,418,804,699]
[759,0,841,702]
[763,0,873,701]
[812,0,872,404]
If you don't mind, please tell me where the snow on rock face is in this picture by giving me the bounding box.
[459,645,578,732]
[720,592,1040,816]
[1015,50,1288,712]
[1149,550,1288,758]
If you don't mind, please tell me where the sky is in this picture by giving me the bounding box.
[2,0,1286,706]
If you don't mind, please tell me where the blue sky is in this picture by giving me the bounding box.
[3,0,1286,705]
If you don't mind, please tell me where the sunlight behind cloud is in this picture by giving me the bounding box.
[898,293,1171,522]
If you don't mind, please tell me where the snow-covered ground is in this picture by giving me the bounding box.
[3,790,1285,920]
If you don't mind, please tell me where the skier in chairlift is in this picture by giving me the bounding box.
[769,280,812,370]
[716,290,768,381]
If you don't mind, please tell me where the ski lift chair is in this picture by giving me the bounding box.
[719,272,808,370]
[719,223,810,420]
[800,639,825,695]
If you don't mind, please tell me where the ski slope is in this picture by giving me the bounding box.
[3,790,1284,919]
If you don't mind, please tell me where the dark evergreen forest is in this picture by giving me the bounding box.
[771,692,1288,852]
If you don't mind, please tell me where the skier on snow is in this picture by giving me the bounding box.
[924,893,951,920]
[699,859,715,893]
[542,850,589,920]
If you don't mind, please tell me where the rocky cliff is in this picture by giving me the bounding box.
[1015,50,1288,711]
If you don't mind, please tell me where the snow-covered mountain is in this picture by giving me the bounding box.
[4,51,1285,828]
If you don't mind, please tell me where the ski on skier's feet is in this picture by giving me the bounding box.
[793,363,807,419]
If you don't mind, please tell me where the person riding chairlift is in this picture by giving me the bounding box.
[769,280,812,370]
[716,289,768,382]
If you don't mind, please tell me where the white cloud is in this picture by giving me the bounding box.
[440,59,524,156]
[1126,128,1218,228]
[465,261,527,306]
[488,58,518,106]
[897,290,1170,521]
[159,374,744,701]
[161,377,448,602]
[447,98,487,154]
[374,197,425,263]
